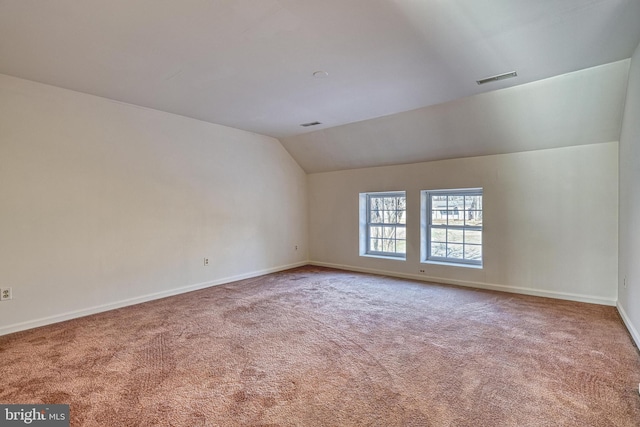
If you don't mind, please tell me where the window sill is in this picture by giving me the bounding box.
[362,254,406,261]
[423,260,483,269]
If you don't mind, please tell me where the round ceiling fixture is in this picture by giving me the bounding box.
[313,70,329,79]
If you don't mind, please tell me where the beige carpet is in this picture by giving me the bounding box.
[1,266,639,426]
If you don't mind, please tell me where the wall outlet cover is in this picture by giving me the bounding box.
[1,287,12,301]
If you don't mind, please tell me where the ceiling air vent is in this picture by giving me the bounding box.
[300,121,322,127]
[476,71,517,85]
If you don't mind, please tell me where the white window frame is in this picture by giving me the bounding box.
[421,188,483,267]
[359,191,406,260]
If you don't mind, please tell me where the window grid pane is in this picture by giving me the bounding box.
[366,193,406,257]
[426,190,483,265]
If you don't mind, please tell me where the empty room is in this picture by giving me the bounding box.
[1,1,640,426]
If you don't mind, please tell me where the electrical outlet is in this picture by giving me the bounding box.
[419,269,426,273]
[295,245,298,251]
[204,258,209,266]
[624,277,627,288]
[1,287,12,301]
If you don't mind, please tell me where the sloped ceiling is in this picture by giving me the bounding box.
[0,1,639,172]
[282,60,630,173]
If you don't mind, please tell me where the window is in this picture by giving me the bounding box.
[422,188,483,266]
[361,192,406,258]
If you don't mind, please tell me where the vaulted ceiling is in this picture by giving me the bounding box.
[1,0,639,172]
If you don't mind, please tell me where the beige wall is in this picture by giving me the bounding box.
[618,41,640,346]
[0,74,308,335]
[0,56,632,336]
[308,142,618,305]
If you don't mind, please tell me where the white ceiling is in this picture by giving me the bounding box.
[1,0,639,142]
[282,60,630,173]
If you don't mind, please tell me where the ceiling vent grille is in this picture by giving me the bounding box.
[476,71,517,85]
[300,121,322,127]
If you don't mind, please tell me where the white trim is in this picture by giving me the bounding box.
[361,254,406,261]
[310,261,617,306]
[0,261,308,337]
[423,260,482,269]
[617,302,640,348]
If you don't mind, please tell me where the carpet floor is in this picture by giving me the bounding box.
[1,266,639,426]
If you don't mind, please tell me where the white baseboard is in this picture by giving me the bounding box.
[617,302,640,348]
[310,261,617,306]
[3,260,622,337]
[0,261,308,337]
